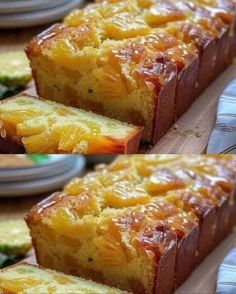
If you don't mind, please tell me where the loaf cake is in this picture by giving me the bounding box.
[26,0,236,145]
[0,94,143,154]
[0,263,128,293]
[26,155,236,294]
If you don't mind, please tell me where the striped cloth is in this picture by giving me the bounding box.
[216,248,236,294]
[207,79,236,154]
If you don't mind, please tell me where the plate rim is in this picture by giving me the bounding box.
[0,156,85,197]
[0,0,72,15]
[0,157,76,183]
[0,155,75,171]
[0,0,84,28]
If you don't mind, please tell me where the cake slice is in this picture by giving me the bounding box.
[0,263,128,294]
[0,94,143,154]
[26,192,178,294]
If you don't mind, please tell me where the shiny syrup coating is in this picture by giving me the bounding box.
[145,168,186,195]
[135,221,176,258]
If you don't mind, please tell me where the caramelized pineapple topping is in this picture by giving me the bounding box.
[104,181,151,208]
[103,13,151,40]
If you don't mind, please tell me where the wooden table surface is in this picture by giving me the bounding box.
[0,193,45,221]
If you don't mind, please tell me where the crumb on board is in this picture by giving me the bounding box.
[168,125,203,139]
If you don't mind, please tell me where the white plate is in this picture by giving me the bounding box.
[0,0,84,28]
[0,156,85,197]
[0,155,77,183]
[0,0,71,14]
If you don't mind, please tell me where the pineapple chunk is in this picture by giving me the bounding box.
[104,181,151,208]
[0,278,41,293]
[0,119,16,138]
[0,263,127,293]
[96,234,128,267]
[22,131,58,154]
[144,3,186,26]
[64,178,87,195]
[145,169,186,195]
[92,65,128,100]
[0,110,39,125]
[49,27,101,68]
[98,1,140,18]
[86,136,126,154]
[143,199,179,220]
[64,7,102,27]
[64,175,101,196]
[54,123,91,152]
[97,170,135,187]
[17,118,48,137]
[49,207,80,237]
[137,0,153,8]
[103,13,151,40]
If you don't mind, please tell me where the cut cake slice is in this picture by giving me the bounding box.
[0,94,143,154]
[0,263,128,294]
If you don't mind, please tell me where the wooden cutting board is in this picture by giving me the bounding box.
[24,232,236,294]
[176,232,236,294]
[151,63,236,154]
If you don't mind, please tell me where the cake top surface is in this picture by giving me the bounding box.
[27,0,232,61]
[29,155,235,219]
